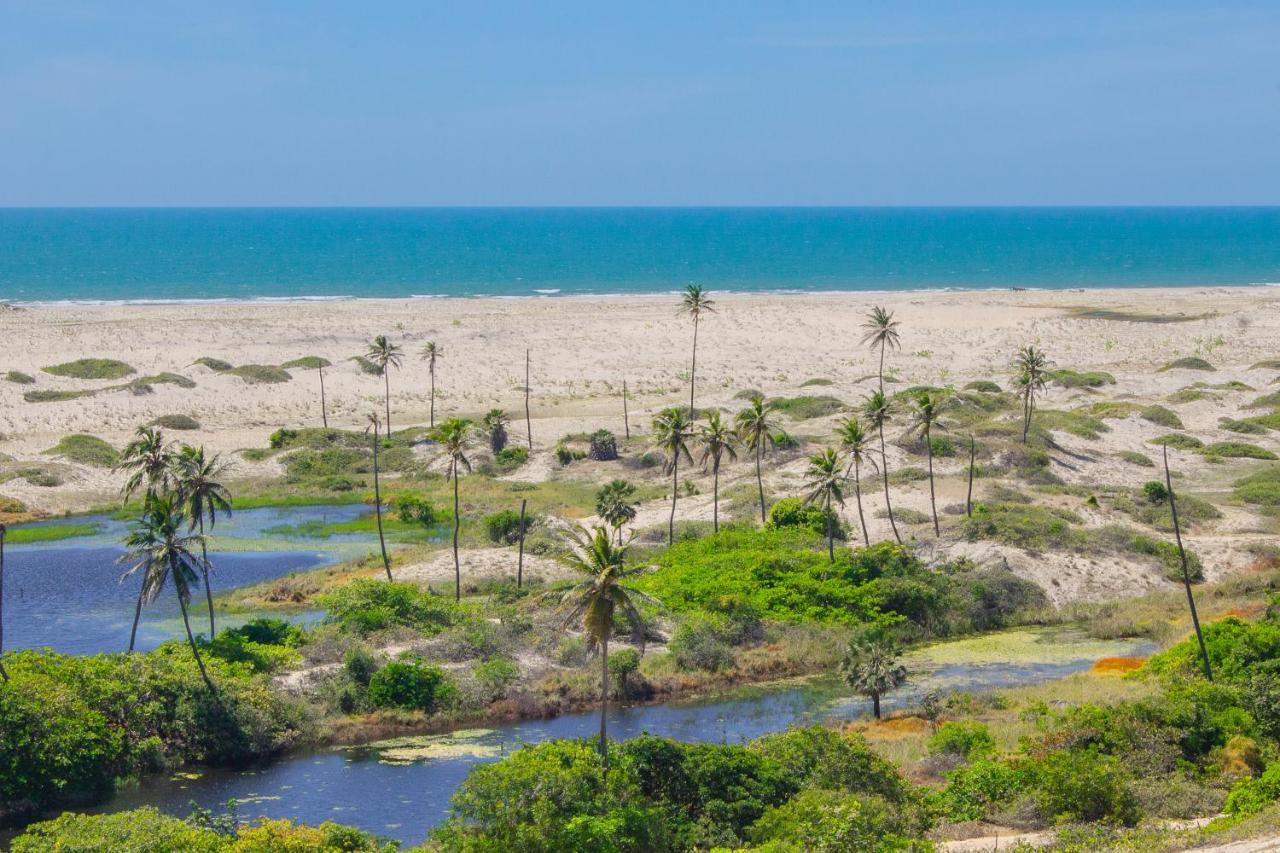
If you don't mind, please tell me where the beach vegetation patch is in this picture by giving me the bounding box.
[733,388,764,402]
[768,395,845,420]
[1140,405,1184,429]
[23,388,97,403]
[1166,387,1215,404]
[963,380,1002,393]
[41,358,135,380]
[5,370,35,384]
[1233,468,1280,506]
[280,356,332,370]
[1117,450,1154,467]
[228,364,291,384]
[1204,441,1278,461]
[1149,433,1204,451]
[1049,368,1116,389]
[1035,409,1109,440]
[45,434,119,467]
[1220,418,1268,435]
[351,355,383,375]
[1159,357,1215,372]
[1066,307,1214,324]
[148,414,201,431]
[963,501,1087,550]
[1077,401,1142,420]
[799,377,832,387]
[1249,358,1280,371]
[5,521,103,544]
[1246,391,1280,409]
[131,372,196,389]
[1112,488,1221,531]
[192,356,233,372]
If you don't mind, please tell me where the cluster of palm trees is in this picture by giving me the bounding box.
[357,336,447,436]
[114,426,232,692]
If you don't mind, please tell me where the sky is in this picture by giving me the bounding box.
[1,1,1278,206]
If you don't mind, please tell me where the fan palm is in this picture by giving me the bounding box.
[1013,345,1050,444]
[652,408,694,546]
[119,493,214,690]
[595,480,638,544]
[860,306,901,392]
[836,417,874,546]
[420,341,442,428]
[437,418,474,600]
[863,390,901,544]
[366,412,393,581]
[680,284,716,417]
[482,409,509,454]
[735,397,777,523]
[803,447,846,562]
[172,444,233,636]
[555,525,657,766]
[117,426,175,502]
[367,335,404,433]
[839,634,907,719]
[698,410,738,533]
[909,390,945,536]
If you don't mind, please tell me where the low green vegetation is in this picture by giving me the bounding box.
[1150,433,1204,450]
[1049,368,1116,388]
[44,433,119,467]
[1221,417,1269,435]
[767,395,845,420]
[193,356,234,371]
[280,355,333,370]
[41,358,135,380]
[149,413,201,430]
[1139,404,1184,429]
[963,380,1002,393]
[1246,391,1280,409]
[4,521,103,544]
[1117,450,1154,467]
[1160,356,1215,371]
[4,370,35,384]
[23,388,96,403]
[798,377,832,387]
[1205,441,1278,461]
[228,363,292,384]
[1234,468,1280,506]
[133,371,196,389]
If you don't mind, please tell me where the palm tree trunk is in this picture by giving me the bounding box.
[826,495,835,562]
[1021,391,1031,444]
[429,366,436,428]
[966,436,976,516]
[516,499,526,589]
[128,589,144,652]
[199,515,215,637]
[688,315,699,417]
[0,530,7,682]
[372,437,392,581]
[453,462,462,601]
[622,379,630,439]
[1165,446,1213,681]
[319,365,328,429]
[854,460,869,546]
[712,460,720,534]
[600,632,610,768]
[668,455,679,546]
[879,425,901,544]
[872,692,881,719]
[925,425,939,537]
[878,341,886,392]
[178,588,215,693]
[755,441,766,523]
[525,349,533,450]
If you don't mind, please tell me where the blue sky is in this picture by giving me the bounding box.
[1,2,1278,206]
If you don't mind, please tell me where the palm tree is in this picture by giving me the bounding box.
[863,390,901,544]
[735,397,778,523]
[482,409,509,454]
[437,418,474,600]
[420,341,442,428]
[119,493,215,690]
[1013,345,1050,444]
[860,306,901,392]
[0,523,7,683]
[910,390,945,537]
[595,480,638,544]
[365,412,393,581]
[556,525,657,767]
[836,417,874,546]
[366,335,404,434]
[839,634,907,719]
[117,426,174,502]
[652,408,693,546]
[680,284,716,417]
[698,410,738,533]
[803,447,846,561]
[172,444,233,636]
[1163,444,1213,681]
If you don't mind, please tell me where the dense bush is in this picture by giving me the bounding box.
[494,445,529,471]
[204,618,303,673]
[669,614,736,672]
[367,658,456,712]
[928,721,996,760]
[484,509,532,545]
[589,429,619,461]
[1032,749,1140,825]
[1145,616,1280,683]
[396,495,439,526]
[318,579,457,635]
[765,496,846,540]
[932,759,1029,822]
[473,657,520,703]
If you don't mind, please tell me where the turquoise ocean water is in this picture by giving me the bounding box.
[1,208,1278,303]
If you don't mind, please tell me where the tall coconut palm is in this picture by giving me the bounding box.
[839,633,907,719]
[860,306,901,392]
[1013,345,1050,444]
[172,444,233,636]
[1163,445,1213,681]
[680,284,716,417]
[420,341,442,428]
[652,408,693,546]
[119,493,214,690]
[909,390,945,536]
[735,397,778,523]
[863,390,901,544]
[366,335,404,434]
[365,412,393,581]
[698,410,738,533]
[482,409,509,454]
[117,426,174,502]
[803,447,846,562]
[836,417,874,546]
[556,524,657,767]
[0,523,7,683]
[595,480,638,544]
[437,418,474,601]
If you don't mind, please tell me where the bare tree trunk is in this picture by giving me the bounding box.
[755,442,766,523]
[689,315,699,417]
[826,495,835,562]
[178,584,215,693]
[879,425,901,544]
[1021,391,1031,444]
[0,528,7,682]
[516,499,527,589]
[372,431,392,581]
[199,514,215,637]
[622,379,630,439]
[128,589,143,652]
[384,370,392,435]
[452,462,462,600]
[525,349,533,450]
[668,455,679,546]
[600,632,610,768]
[966,436,976,516]
[712,459,720,533]
[319,365,328,429]
[925,424,939,537]
[878,342,886,393]
[1164,445,1213,681]
[429,366,436,428]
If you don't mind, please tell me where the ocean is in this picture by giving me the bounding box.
[1,207,1278,304]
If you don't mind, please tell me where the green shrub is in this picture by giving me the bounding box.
[608,648,642,692]
[1142,481,1168,503]
[1050,369,1116,388]
[351,355,383,375]
[932,759,1028,822]
[1224,761,1280,816]
[494,445,529,471]
[964,380,1002,393]
[1204,441,1277,460]
[768,395,845,419]
[1246,391,1280,409]
[765,496,846,539]
[669,614,736,672]
[1234,468,1280,506]
[228,364,291,384]
[928,721,996,760]
[397,495,439,526]
[205,620,302,674]
[1127,534,1203,582]
[1032,749,1140,825]
[1150,433,1204,450]
[343,646,378,686]
[281,447,368,481]
[148,414,201,431]
[1146,617,1280,683]
[484,509,531,545]
[10,808,224,852]
[799,377,833,387]
[279,356,332,370]
[1118,451,1154,467]
[5,370,36,384]
[42,358,135,380]
[367,658,456,712]
[1221,417,1269,435]
[44,434,118,467]
[134,372,196,389]
[748,789,916,851]
[588,429,619,461]
[1140,406,1183,429]
[268,427,299,449]
[1160,357,1215,372]
[24,388,96,403]
[962,502,1087,551]
[193,356,233,372]
[318,579,456,635]
[473,657,520,703]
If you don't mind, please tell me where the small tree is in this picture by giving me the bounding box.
[1013,345,1050,444]
[652,408,693,546]
[482,409,510,454]
[366,412,393,581]
[588,429,618,461]
[839,633,907,719]
[366,335,404,434]
[802,447,846,562]
[735,396,778,523]
[595,480,638,544]
[698,410,738,533]
[437,418,475,601]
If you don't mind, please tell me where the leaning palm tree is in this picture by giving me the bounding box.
[366,335,404,433]
[172,444,233,636]
[119,493,214,690]
[697,410,738,533]
[863,390,901,544]
[909,390,945,536]
[652,408,694,546]
[803,447,846,562]
[365,412,393,581]
[860,306,901,392]
[420,341,443,428]
[436,418,474,600]
[680,284,716,417]
[836,417,874,546]
[482,409,510,454]
[595,479,638,544]
[1013,345,1050,444]
[555,524,657,767]
[0,523,7,683]
[735,396,778,523]
[839,633,907,720]
[117,426,174,502]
